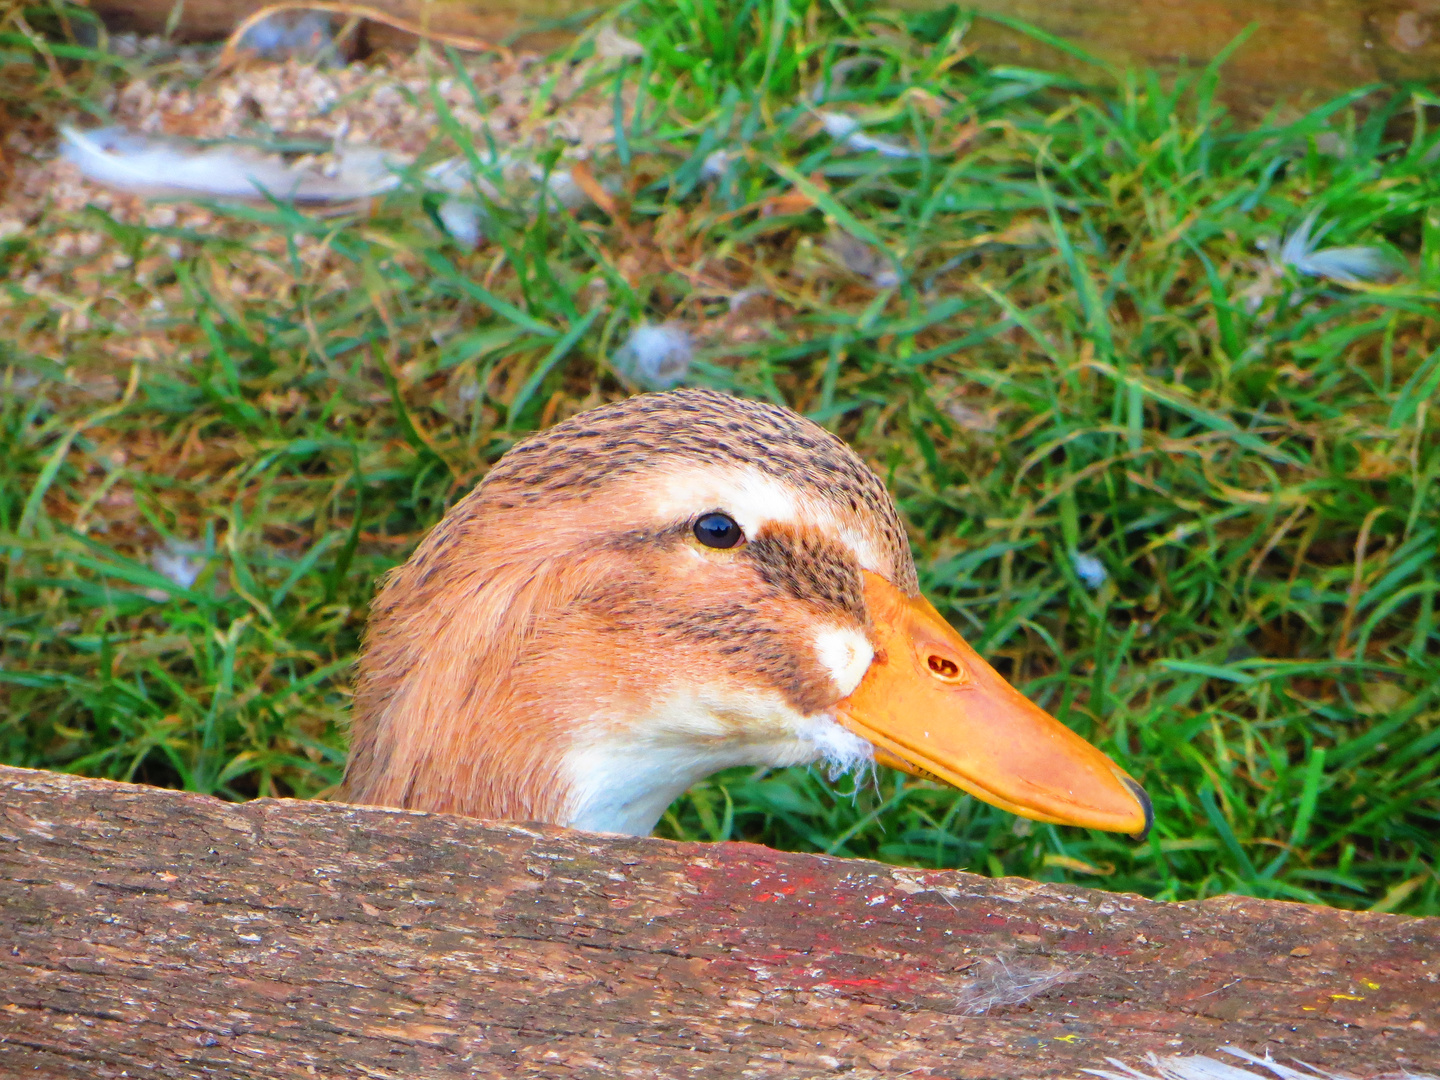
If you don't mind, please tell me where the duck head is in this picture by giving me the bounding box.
[343,388,1150,838]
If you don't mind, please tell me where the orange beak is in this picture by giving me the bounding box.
[836,571,1151,837]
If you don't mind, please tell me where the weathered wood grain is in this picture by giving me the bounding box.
[83,0,1440,102]
[949,0,1440,102]
[1,764,1436,1079]
[85,0,591,49]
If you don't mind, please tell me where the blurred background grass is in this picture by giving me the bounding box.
[1,0,1437,914]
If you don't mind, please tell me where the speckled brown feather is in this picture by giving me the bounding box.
[482,388,917,593]
[342,389,918,823]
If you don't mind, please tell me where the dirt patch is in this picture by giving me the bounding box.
[1,36,619,280]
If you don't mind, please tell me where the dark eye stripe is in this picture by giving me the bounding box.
[743,527,864,616]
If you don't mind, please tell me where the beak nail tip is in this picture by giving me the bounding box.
[1121,775,1153,842]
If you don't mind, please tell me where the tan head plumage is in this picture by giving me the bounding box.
[343,389,914,831]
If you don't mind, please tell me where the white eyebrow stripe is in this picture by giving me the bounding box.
[644,463,887,575]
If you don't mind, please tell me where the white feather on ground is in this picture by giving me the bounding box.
[1074,1046,1438,1080]
[58,127,593,246]
[817,111,915,159]
[611,323,694,390]
[700,149,733,181]
[147,538,205,600]
[58,126,401,203]
[1274,210,1396,285]
[435,198,485,248]
[1071,550,1108,590]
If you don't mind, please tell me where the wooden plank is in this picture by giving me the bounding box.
[2,765,1437,1078]
[82,0,1440,101]
[946,0,1440,103]
[85,0,592,49]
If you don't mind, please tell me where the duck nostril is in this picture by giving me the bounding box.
[927,655,960,679]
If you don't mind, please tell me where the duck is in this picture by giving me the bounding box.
[341,387,1151,841]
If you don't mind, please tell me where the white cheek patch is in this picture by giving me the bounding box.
[813,626,874,698]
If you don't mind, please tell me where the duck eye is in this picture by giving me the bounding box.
[693,512,743,549]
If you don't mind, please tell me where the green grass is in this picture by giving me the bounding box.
[2,0,1438,915]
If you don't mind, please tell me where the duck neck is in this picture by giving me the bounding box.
[557,691,875,836]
